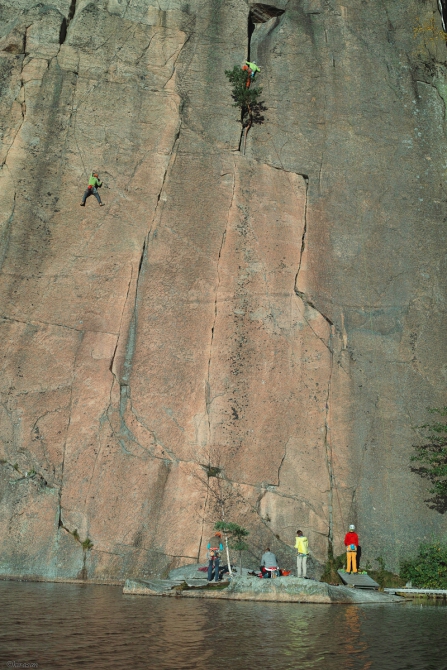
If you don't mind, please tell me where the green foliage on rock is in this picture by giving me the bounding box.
[214,521,249,575]
[368,556,405,589]
[224,65,263,122]
[400,540,447,588]
[224,65,266,154]
[411,407,447,512]
[320,552,345,584]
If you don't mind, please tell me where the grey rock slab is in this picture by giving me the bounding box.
[124,576,404,604]
[169,564,209,581]
[224,577,404,604]
[124,578,182,594]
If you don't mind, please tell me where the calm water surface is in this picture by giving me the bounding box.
[0,582,446,669]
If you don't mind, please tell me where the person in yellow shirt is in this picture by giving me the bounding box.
[295,530,309,578]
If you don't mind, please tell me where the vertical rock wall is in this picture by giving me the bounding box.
[0,0,446,579]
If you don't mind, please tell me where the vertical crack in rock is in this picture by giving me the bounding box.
[247,10,255,61]
[205,161,235,444]
[1,57,28,169]
[276,440,288,487]
[324,326,335,555]
[109,266,133,378]
[438,0,447,32]
[294,176,334,332]
[115,241,146,454]
[59,0,78,45]
[57,331,85,529]
[292,174,336,555]
[295,174,309,291]
[109,124,183,455]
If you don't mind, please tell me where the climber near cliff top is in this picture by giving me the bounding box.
[242,61,260,88]
[80,172,104,207]
[344,524,359,574]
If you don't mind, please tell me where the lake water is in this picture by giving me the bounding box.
[0,581,446,669]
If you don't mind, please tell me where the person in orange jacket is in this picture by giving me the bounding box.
[344,524,359,574]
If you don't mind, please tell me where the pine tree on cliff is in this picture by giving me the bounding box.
[215,521,249,577]
[225,65,266,155]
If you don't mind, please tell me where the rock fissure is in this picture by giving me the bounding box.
[323,326,335,555]
[113,131,182,439]
[292,175,335,347]
[1,55,27,169]
[109,265,133,376]
[276,440,288,487]
[1,460,53,489]
[57,332,84,528]
[0,314,115,336]
[295,175,309,293]
[205,161,235,444]
[438,0,447,32]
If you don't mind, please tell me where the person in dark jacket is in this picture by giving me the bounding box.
[207,532,224,582]
[80,172,104,206]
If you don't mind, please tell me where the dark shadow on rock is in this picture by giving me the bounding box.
[242,100,267,128]
[410,466,447,513]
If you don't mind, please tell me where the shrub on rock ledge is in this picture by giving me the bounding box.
[400,540,447,589]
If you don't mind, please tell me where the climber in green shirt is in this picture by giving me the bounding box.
[245,61,261,77]
[242,61,261,88]
[80,172,104,207]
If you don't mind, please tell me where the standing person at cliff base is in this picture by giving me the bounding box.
[295,530,309,578]
[344,524,359,574]
[80,172,104,207]
[207,532,223,583]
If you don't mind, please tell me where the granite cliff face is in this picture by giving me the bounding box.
[0,0,446,580]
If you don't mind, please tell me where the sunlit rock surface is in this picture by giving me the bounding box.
[0,0,446,580]
[123,575,404,604]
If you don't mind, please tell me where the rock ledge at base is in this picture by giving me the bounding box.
[123,576,404,604]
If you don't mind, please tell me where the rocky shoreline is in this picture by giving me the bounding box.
[123,576,404,605]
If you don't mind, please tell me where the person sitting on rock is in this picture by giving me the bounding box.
[207,532,223,583]
[344,524,359,574]
[260,547,279,578]
[80,172,104,207]
[295,530,309,578]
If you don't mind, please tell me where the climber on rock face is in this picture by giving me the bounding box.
[242,61,260,88]
[80,172,104,207]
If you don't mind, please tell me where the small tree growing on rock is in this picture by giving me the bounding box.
[225,65,266,154]
[191,447,246,577]
[215,521,249,576]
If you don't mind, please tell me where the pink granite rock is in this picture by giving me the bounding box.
[0,0,446,581]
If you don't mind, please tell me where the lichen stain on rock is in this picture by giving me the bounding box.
[0,0,446,581]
